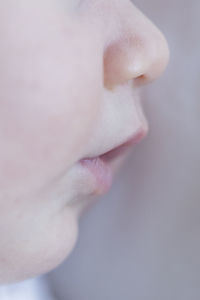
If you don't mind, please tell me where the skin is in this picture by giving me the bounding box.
[0,0,169,284]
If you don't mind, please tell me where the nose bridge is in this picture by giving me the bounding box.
[103,1,170,89]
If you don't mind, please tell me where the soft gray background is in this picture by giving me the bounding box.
[47,0,200,299]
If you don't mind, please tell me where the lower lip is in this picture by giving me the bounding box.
[79,157,113,195]
[79,129,147,195]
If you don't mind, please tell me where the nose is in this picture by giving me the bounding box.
[103,1,170,89]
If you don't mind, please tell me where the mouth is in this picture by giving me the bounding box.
[79,128,147,195]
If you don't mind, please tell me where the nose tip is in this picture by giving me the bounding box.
[132,31,170,86]
[103,8,170,89]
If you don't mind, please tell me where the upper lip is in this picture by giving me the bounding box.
[81,127,148,161]
[101,128,147,159]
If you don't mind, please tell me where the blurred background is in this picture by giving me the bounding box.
[47,0,200,299]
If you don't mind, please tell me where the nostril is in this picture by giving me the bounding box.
[134,74,155,87]
[134,74,147,86]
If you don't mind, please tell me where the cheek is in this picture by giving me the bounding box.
[0,8,103,284]
[0,22,103,192]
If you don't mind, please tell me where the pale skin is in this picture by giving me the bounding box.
[0,0,169,284]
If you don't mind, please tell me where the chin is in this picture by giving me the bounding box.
[0,209,79,285]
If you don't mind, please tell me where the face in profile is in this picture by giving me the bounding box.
[0,0,169,283]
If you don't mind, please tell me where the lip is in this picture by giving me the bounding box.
[100,128,147,163]
[79,128,147,195]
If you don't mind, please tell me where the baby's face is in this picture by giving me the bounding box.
[0,0,169,283]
